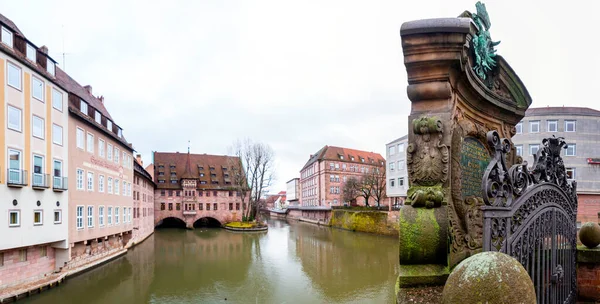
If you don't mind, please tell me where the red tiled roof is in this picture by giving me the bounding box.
[526,107,600,117]
[301,145,385,170]
[154,152,241,190]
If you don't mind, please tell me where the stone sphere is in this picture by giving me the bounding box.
[579,222,600,248]
[442,251,535,304]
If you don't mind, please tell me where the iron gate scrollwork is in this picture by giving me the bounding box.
[481,130,577,304]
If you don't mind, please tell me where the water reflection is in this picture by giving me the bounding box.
[23,219,398,304]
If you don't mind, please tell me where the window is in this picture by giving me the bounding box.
[398,160,405,170]
[88,206,94,228]
[80,101,88,114]
[128,183,132,196]
[566,144,576,156]
[52,88,63,111]
[19,249,27,262]
[399,143,405,153]
[530,121,540,133]
[54,210,62,224]
[389,146,395,155]
[107,207,113,225]
[115,207,120,224]
[53,160,63,188]
[547,120,558,132]
[25,43,36,61]
[118,128,122,137]
[76,169,84,190]
[399,177,405,187]
[87,171,94,191]
[98,139,105,157]
[33,155,44,186]
[515,145,523,156]
[95,111,101,124]
[9,210,20,227]
[123,181,127,196]
[566,168,576,180]
[115,148,119,164]
[206,203,210,211]
[390,179,395,187]
[76,128,84,149]
[32,115,44,139]
[32,77,44,101]
[515,122,523,134]
[76,206,83,229]
[107,144,113,160]
[8,149,22,184]
[214,203,218,210]
[390,162,395,171]
[8,105,22,131]
[99,175,105,192]
[123,152,127,166]
[34,210,43,225]
[530,144,540,156]
[87,133,94,153]
[98,206,104,227]
[107,177,113,194]
[7,62,21,89]
[52,124,63,145]
[565,120,576,132]
[47,61,55,76]
[115,179,119,194]
[107,120,112,131]
[1,26,13,47]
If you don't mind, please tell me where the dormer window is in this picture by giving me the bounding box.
[95,111,101,124]
[80,101,88,114]
[339,155,344,160]
[360,158,365,162]
[26,44,36,61]
[351,157,355,161]
[47,61,55,76]
[210,167,215,171]
[1,26,13,47]
[117,128,122,138]
[107,120,112,131]
[198,166,204,170]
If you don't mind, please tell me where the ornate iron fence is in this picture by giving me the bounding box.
[481,130,577,304]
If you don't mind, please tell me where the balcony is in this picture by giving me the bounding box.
[32,173,50,189]
[183,210,197,216]
[7,169,28,187]
[53,176,68,192]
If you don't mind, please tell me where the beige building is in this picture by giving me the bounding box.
[58,71,134,268]
[0,15,70,289]
[133,154,155,243]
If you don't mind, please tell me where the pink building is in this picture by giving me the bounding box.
[61,74,135,269]
[299,146,385,220]
[132,155,154,243]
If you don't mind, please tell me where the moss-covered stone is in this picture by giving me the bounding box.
[329,210,397,236]
[442,251,535,304]
[398,206,448,265]
[579,222,600,249]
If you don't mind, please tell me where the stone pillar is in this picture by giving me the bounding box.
[396,4,531,300]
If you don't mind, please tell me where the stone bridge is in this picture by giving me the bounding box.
[155,208,242,229]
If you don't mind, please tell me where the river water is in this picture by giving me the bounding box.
[24,219,399,304]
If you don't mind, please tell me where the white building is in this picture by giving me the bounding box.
[386,135,408,206]
[286,178,299,207]
[0,16,70,290]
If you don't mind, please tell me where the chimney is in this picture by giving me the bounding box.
[83,85,92,95]
[98,95,104,104]
[39,45,48,54]
[136,154,143,166]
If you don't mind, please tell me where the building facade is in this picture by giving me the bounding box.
[299,146,385,209]
[385,135,408,206]
[0,15,69,289]
[153,152,246,228]
[286,178,299,207]
[60,72,134,269]
[512,107,600,223]
[133,154,155,243]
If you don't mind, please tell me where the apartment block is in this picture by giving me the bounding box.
[132,154,155,243]
[0,15,69,289]
[385,135,408,206]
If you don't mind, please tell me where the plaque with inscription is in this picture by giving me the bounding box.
[460,137,490,199]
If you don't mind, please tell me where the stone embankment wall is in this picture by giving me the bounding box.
[577,246,600,301]
[329,210,399,236]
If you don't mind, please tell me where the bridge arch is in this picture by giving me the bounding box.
[156,216,186,229]
[193,217,222,228]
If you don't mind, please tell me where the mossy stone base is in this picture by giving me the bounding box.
[329,210,397,236]
[398,205,448,265]
[397,264,449,288]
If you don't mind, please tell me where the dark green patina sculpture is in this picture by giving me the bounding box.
[470,2,500,85]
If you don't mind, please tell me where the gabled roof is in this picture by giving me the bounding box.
[180,152,195,179]
[525,107,600,118]
[154,152,241,190]
[301,145,385,171]
[55,67,114,121]
[0,14,23,36]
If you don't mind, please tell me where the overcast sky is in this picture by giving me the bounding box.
[2,0,599,192]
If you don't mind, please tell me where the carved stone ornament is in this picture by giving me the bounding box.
[406,117,449,208]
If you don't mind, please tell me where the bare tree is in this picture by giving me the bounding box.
[229,139,275,220]
[342,176,361,206]
[371,167,387,207]
[358,173,374,207]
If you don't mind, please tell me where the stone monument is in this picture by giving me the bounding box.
[396,2,532,300]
